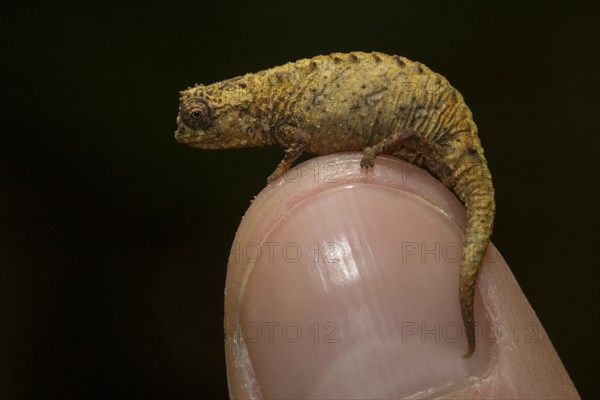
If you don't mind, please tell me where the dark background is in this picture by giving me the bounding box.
[1,1,598,398]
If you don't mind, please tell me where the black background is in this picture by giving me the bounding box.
[2,1,598,398]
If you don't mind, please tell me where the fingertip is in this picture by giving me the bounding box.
[225,153,485,398]
[223,153,578,399]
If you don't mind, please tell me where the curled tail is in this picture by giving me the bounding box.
[452,153,495,358]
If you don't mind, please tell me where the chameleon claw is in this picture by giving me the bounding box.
[360,158,374,168]
[360,147,377,168]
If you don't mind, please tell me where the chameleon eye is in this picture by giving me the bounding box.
[181,98,214,130]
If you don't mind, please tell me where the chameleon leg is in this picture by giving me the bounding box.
[267,126,311,184]
[360,130,443,168]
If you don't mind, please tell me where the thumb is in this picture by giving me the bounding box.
[224,153,579,399]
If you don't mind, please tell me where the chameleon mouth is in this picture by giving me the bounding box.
[174,127,223,148]
[175,128,197,144]
[174,128,191,143]
[174,120,202,143]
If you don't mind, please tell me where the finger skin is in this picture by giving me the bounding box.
[223,153,579,399]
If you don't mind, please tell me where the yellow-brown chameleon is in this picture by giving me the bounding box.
[175,51,495,358]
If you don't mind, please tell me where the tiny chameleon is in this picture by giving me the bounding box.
[175,51,495,358]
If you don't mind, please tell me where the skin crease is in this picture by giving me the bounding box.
[175,52,495,358]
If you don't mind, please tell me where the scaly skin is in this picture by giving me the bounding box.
[175,51,495,358]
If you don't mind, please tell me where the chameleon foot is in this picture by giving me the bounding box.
[360,147,376,168]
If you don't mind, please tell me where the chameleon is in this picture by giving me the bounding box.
[175,51,495,358]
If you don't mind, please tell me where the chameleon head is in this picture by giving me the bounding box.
[175,83,266,149]
[175,88,221,148]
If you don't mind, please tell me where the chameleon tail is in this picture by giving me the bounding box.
[452,155,495,358]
